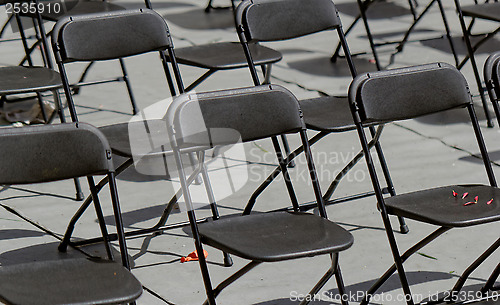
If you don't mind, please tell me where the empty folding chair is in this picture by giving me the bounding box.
[332,0,457,72]
[235,0,409,233]
[18,0,141,114]
[143,0,281,92]
[0,0,86,201]
[484,51,500,127]
[452,0,500,127]
[51,9,231,265]
[166,84,354,305]
[0,0,63,124]
[0,122,142,305]
[349,62,500,304]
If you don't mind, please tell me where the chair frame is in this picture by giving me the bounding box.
[235,0,409,233]
[349,63,499,305]
[18,0,142,115]
[451,0,500,128]
[484,52,500,128]
[51,10,233,267]
[0,122,141,305]
[167,85,353,305]
[1,0,85,201]
[331,0,457,72]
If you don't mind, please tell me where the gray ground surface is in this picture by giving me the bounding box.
[0,0,499,304]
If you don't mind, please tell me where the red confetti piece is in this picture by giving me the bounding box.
[464,201,476,206]
[487,199,493,205]
[452,190,458,197]
[181,249,208,263]
[474,196,479,203]
[462,192,469,199]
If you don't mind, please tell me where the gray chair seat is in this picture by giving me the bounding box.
[461,3,500,21]
[198,211,353,262]
[99,120,169,158]
[0,66,62,95]
[385,184,500,227]
[174,42,282,70]
[0,258,142,305]
[22,0,125,22]
[299,96,356,132]
[99,122,135,157]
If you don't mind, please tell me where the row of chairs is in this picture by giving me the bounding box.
[335,0,500,128]
[55,0,408,256]
[0,1,499,305]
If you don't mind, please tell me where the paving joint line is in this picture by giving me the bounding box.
[392,122,500,167]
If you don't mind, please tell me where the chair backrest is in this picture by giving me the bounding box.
[0,122,113,184]
[349,63,472,124]
[351,62,497,198]
[52,9,173,62]
[236,0,342,42]
[484,52,500,86]
[168,85,305,149]
[484,52,500,100]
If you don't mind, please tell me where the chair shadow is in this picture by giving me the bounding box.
[102,203,180,228]
[0,241,136,267]
[414,106,488,126]
[0,229,46,241]
[459,150,500,164]
[360,28,436,41]
[0,242,86,266]
[336,0,413,19]
[420,36,500,57]
[287,56,377,77]
[254,271,460,304]
[163,8,235,30]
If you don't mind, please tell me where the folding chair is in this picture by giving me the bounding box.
[452,0,500,128]
[142,0,281,93]
[51,9,232,266]
[484,51,500,127]
[0,0,63,124]
[0,122,142,305]
[331,0,417,70]
[235,0,409,233]
[167,84,354,305]
[330,0,456,71]
[0,0,86,201]
[18,0,141,114]
[349,62,500,304]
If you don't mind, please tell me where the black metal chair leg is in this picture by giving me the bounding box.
[357,0,382,70]
[436,0,459,67]
[396,0,435,54]
[200,162,233,267]
[331,14,362,63]
[369,126,409,234]
[407,0,417,21]
[88,176,114,260]
[300,267,335,305]
[205,0,214,12]
[73,176,84,201]
[481,263,500,294]
[454,0,494,127]
[451,237,500,295]
[334,263,349,305]
[49,87,85,202]
[118,58,139,115]
[360,227,450,305]
[281,134,295,168]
